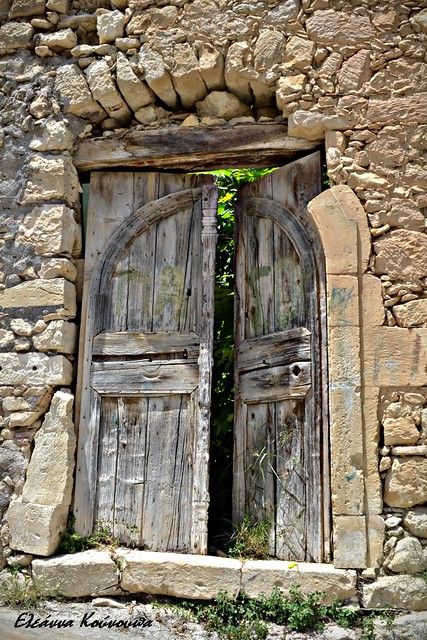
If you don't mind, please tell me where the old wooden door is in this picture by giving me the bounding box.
[74,172,217,554]
[233,153,329,562]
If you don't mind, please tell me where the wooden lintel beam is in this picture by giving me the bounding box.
[74,124,320,172]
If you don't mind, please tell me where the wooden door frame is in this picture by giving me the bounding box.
[73,124,371,566]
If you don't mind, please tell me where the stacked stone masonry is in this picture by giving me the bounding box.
[0,0,427,610]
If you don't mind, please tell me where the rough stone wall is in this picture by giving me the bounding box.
[0,0,426,598]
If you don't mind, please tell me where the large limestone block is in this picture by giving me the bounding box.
[171,43,207,110]
[383,417,420,446]
[9,0,44,18]
[38,28,77,49]
[30,120,74,152]
[138,46,178,110]
[96,9,126,43]
[384,457,427,508]
[86,60,131,124]
[288,110,353,141]
[16,204,78,256]
[196,91,251,120]
[333,515,367,569]
[367,95,427,126]
[394,300,427,328]
[363,575,427,610]
[404,507,427,538]
[32,551,119,597]
[282,36,315,72]
[0,353,72,386]
[21,155,80,207]
[329,385,364,516]
[0,278,76,318]
[117,549,241,599]
[198,44,225,91]
[241,561,356,604]
[224,42,252,105]
[308,186,369,275]
[116,52,154,113]
[362,275,385,327]
[55,64,106,123]
[327,275,359,328]
[367,514,385,569]
[306,10,375,45]
[374,230,427,279]
[254,30,285,71]
[347,172,389,191]
[374,612,427,640]
[363,327,427,388]
[338,50,371,93]
[264,0,299,24]
[0,22,34,54]
[7,502,68,556]
[33,320,77,354]
[388,537,427,574]
[21,390,76,507]
[276,75,305,109]
[328,327,360,385]
[413,9,427,33]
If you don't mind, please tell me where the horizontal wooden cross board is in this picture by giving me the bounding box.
[74,124,319,171]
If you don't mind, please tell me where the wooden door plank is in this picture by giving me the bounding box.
[140,395,193,551]
[92,330,200,357]
[114,397,147,546]
[240,362,311,403]
[91,361,199,395]
[93,395,119,534]
[244,402,276,543]
[236,328,311,373]
[275,399,307,560]
[74,173,134,536]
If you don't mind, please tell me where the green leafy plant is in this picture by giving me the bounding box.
[0,572,53,609]
[226,515,271,559]
[178,586,373,640]
[57,515,117,554]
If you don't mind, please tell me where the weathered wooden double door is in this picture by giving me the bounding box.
[74,153,328,561]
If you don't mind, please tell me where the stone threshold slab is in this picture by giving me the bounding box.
[32,549,357,603]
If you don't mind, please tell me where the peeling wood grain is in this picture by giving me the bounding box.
[233,152,327,562]
[75,172,217,554]
[93,331,200,357]
[74,124,319,172]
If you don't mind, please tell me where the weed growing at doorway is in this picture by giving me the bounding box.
[0,571,53,609]
[177,586,367,639]
[57,515,117,554]
[226,515,271,559]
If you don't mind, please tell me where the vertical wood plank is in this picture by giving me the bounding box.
[113,398,147,546]
[275,399,306,560]
[192,184,217,553]
[74,173,134,536]
[93,395,118,533]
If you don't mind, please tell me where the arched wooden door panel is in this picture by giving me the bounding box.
[233,153,329,562]
[74,172,217,554]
